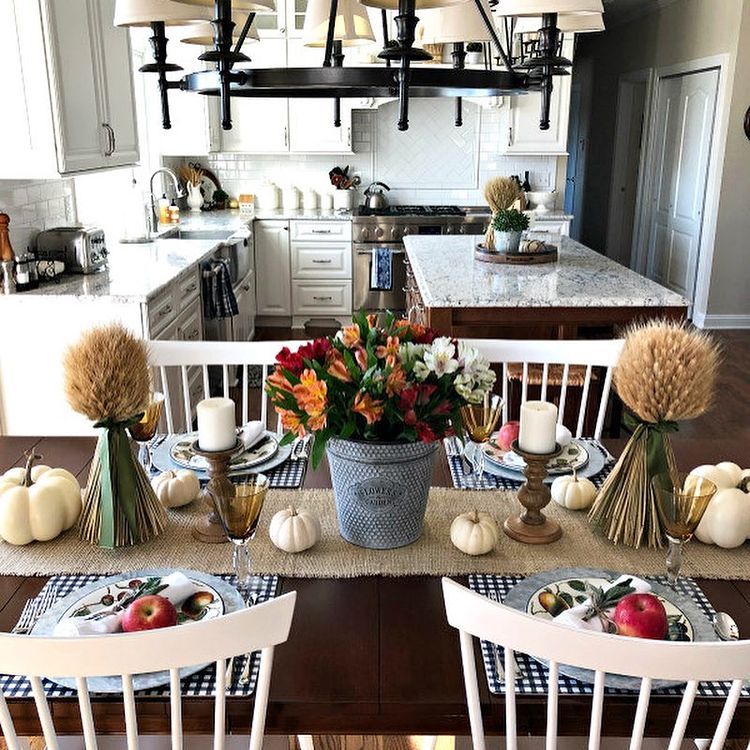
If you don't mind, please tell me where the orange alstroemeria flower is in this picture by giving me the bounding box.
[279,409,305,437]
[354,346,369,372]
[386,364,407,396]
[375,335,400,368]
[341,323,361,348]
[366,313,378,327]
[293,368,327,418]
[266,369,294,394]
[307,412,327,432]
[353,391,384,425]
[326,349,353,383]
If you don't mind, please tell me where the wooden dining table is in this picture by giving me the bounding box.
[1,435,749,739]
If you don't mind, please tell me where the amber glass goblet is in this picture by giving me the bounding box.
[128,392,165,472]
[459,395,503,481]
[213,474,269,600]
[652,471,717,586]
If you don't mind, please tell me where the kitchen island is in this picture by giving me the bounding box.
[404,235,688,339]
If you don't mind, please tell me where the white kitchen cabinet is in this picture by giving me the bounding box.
[0,0,139,178]
[234,269,257,341]
[255,220,292,317]
[292,280,352,317]
[501,39,573,156]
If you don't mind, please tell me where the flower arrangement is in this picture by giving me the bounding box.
[265,311,496,467]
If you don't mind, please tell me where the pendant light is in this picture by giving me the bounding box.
[303,0,375,47]
[179,12,260,44]
[171,0,276,10]
[513,13,604,33]
[113,0,208,26]
[496,0,603,15]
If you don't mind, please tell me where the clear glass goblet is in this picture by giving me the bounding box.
[212,473,269,601]
[459,394,503,481]
[652,471,717,586]
[128,392,165,473]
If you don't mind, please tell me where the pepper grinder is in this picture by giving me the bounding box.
[0,214,16,295]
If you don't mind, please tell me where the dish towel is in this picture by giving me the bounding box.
[552,575,651,633]
[370,247,393,291]
[202,259,239,319]
[52,572,199,637]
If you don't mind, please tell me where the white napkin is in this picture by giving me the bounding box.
[53,572,198,637]
[552,575,652,633]
[240,420,265,451]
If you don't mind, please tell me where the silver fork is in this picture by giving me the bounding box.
[487,591,526,682]
[238,592,261,686]
[12,583,59,634]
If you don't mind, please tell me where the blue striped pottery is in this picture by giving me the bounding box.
[326,438,439,549]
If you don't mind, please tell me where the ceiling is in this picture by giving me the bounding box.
[602,0,673,25]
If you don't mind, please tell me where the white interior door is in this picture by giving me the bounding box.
[645,68,719,301]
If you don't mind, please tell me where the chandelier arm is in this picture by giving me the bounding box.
[381,10,391,69]
[142,21,183,130]
[233,12,256,57]
[472,0,513,72]
[451,43,466,128]
[323,0,340,68]
[536,13,559,130]
[214,0,236,129]
[332,40,344,127]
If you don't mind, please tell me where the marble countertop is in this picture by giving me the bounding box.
[404,235,688,309]
[19,238,221,302]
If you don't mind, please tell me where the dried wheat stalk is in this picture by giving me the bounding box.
[589,320,720,549]
[484,177,522,214]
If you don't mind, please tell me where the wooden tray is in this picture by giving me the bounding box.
[475,243,558,265]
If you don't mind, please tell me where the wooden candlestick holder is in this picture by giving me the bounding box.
[190,439,242,544]
[503,440,563,545]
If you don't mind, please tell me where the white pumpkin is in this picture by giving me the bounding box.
[151,470,200,508]
[0,454,81,545]
[693,467,750,549]
[551,471,597,510]
[450,510,498,556]
[689,463,739,490]
[269,506,321,553]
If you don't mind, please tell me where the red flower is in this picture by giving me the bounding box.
[404,409,417,426]
[433,399,452,416]
[412,325,439,345]
[417,383,438,405]
[399,386,418,412]
[298,337,332,364]
[276,347,305,376]
[415,421,437,443]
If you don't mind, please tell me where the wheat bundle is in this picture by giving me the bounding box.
[484,177,523,249]
[65,325,166,548]
[589,320,720,549]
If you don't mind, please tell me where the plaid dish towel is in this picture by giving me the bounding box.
[370,247,393,290]
[202,259,238,319]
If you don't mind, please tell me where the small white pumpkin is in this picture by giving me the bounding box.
[151,469,200,509]
[551,470,597,510]
[689,463,738,490]
[450,510,498,556]
[0,454,81,545]
[693,466,750,549]
[269,506,321,553]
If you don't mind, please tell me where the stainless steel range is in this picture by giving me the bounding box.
[352,205,490,313]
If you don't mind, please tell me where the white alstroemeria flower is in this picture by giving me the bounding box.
[413,360,430,381]
[399,342,427,369]
[424,337,459,377]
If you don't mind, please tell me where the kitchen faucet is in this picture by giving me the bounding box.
[149,168,186,234]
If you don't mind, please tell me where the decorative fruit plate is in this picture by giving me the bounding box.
[482,438,589,474]
[502,567,716,690]
[32,569,244,693]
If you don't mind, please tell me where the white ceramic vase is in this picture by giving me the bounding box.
[187,183,204,213]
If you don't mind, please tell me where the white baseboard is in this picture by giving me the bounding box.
[692,312,750,330]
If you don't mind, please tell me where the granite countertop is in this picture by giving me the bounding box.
[526,211,574,222]
[404,235,689,309]
[253,208,354,221]
[21,238,221,302]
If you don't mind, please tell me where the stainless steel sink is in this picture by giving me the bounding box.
[165,228,234,241]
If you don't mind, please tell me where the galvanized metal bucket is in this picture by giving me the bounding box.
[326,438,439,549]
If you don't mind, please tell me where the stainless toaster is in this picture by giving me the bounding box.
[36,226,108,274]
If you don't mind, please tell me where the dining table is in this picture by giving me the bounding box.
[0,434,748,740]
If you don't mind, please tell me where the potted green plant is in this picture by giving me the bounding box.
[492,208,530,254]
[465,42,484,65]
[265,312,496,549]
[212,188,229,211]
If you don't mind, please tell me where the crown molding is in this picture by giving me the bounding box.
[604,0,681,29]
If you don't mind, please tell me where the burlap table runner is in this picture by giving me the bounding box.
[0,488,747,578]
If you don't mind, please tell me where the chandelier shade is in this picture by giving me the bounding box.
[416,0,494,44]
[171,0,276,12]
[113,0,209,26]
[360,0,468,11]
[303,0,375,47]
[496,0,603,15]
[178,14,260,43]
[513,13,604,32]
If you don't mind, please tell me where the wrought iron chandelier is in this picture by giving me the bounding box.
[115,0,603,133]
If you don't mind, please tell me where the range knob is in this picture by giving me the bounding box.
[445,225,455,235]
[458,225,467,234]
[360,227,370,241]
[402,227,412,236]
[374,226,384,239]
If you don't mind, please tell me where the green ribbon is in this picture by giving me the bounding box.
[93,415,143,549]
[623,412,678,483]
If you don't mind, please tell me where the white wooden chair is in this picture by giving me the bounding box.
[442,577,749,750]
[0,592,297,750]
[464,339,625,440]
[146,340,309,434]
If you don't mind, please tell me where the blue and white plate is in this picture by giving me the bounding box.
[32,568,244,693]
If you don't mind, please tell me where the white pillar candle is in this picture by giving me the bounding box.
[197,397,237,452]
[519,400,558,455]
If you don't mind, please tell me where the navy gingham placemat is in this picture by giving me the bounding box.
[445,438,615,491]
[1,573,279,699]
[469,573,747,698]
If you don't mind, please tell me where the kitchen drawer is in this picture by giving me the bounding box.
[290,221,352,242]
[292,280,352,316]
[291,241,352,279]
[177,268,201,307]
[147,286,178,336]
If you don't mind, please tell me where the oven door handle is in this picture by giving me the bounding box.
[354,248,405,256]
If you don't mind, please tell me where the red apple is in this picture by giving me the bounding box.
[612,593,668,640]
[496,421,520,451]
[122,594,178,633]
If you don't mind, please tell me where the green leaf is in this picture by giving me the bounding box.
[559,592,574,608]
[279,432,295,446]
[340,419,356,439]
[310,430,329,469]
[567,579,587,592]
